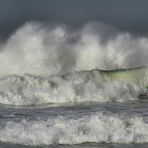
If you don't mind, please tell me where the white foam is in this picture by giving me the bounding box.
[0,113,148,145]
[0,22,146,105]
[0,72,143,105]
[0,22,148,77]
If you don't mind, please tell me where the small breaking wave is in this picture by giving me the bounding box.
[0,113,148,145]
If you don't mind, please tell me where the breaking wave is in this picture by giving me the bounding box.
[0,67,146,105]
[0,112,148,145]
[0,22,148,77]
[0,22,148,147]
[0,22,147,105]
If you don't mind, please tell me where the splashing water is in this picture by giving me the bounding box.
[0,22,148,77]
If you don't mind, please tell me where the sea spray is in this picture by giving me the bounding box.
[0,22,148,77]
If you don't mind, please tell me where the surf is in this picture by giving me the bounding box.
[0,66,146,105]
[1,22,148,77]
[0,112,148,145]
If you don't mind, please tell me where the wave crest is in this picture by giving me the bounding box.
[0,68,145,105]
[0,22,148,77]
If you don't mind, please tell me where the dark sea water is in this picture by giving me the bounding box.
[0,96,148,148]
[0,143,148,148]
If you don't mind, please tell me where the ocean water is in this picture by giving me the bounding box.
[0,22,148,147]
[0,99,148,148]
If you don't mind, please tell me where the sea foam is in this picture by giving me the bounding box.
[0,70,144,105]
[0,112,148,145]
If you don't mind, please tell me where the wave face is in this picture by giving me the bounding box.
[0,112,148,145]
[0,67,146,105]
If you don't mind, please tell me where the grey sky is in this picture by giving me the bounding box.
[0,0,148,38]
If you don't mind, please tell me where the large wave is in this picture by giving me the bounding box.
[0,22,148,77]
[0,22,147,105]
[0,67,146,105]
[0,22,148,147]
[0,112,148,145]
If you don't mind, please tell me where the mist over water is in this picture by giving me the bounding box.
[0,22,148,77]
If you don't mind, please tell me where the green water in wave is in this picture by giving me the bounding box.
[98,66,148,87]
[71,66,148,88]
[61,66,148,89]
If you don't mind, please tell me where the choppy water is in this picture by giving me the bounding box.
[0,97,147,148]
[0,62,147,148]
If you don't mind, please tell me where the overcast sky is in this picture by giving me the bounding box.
[0,0,148,38]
